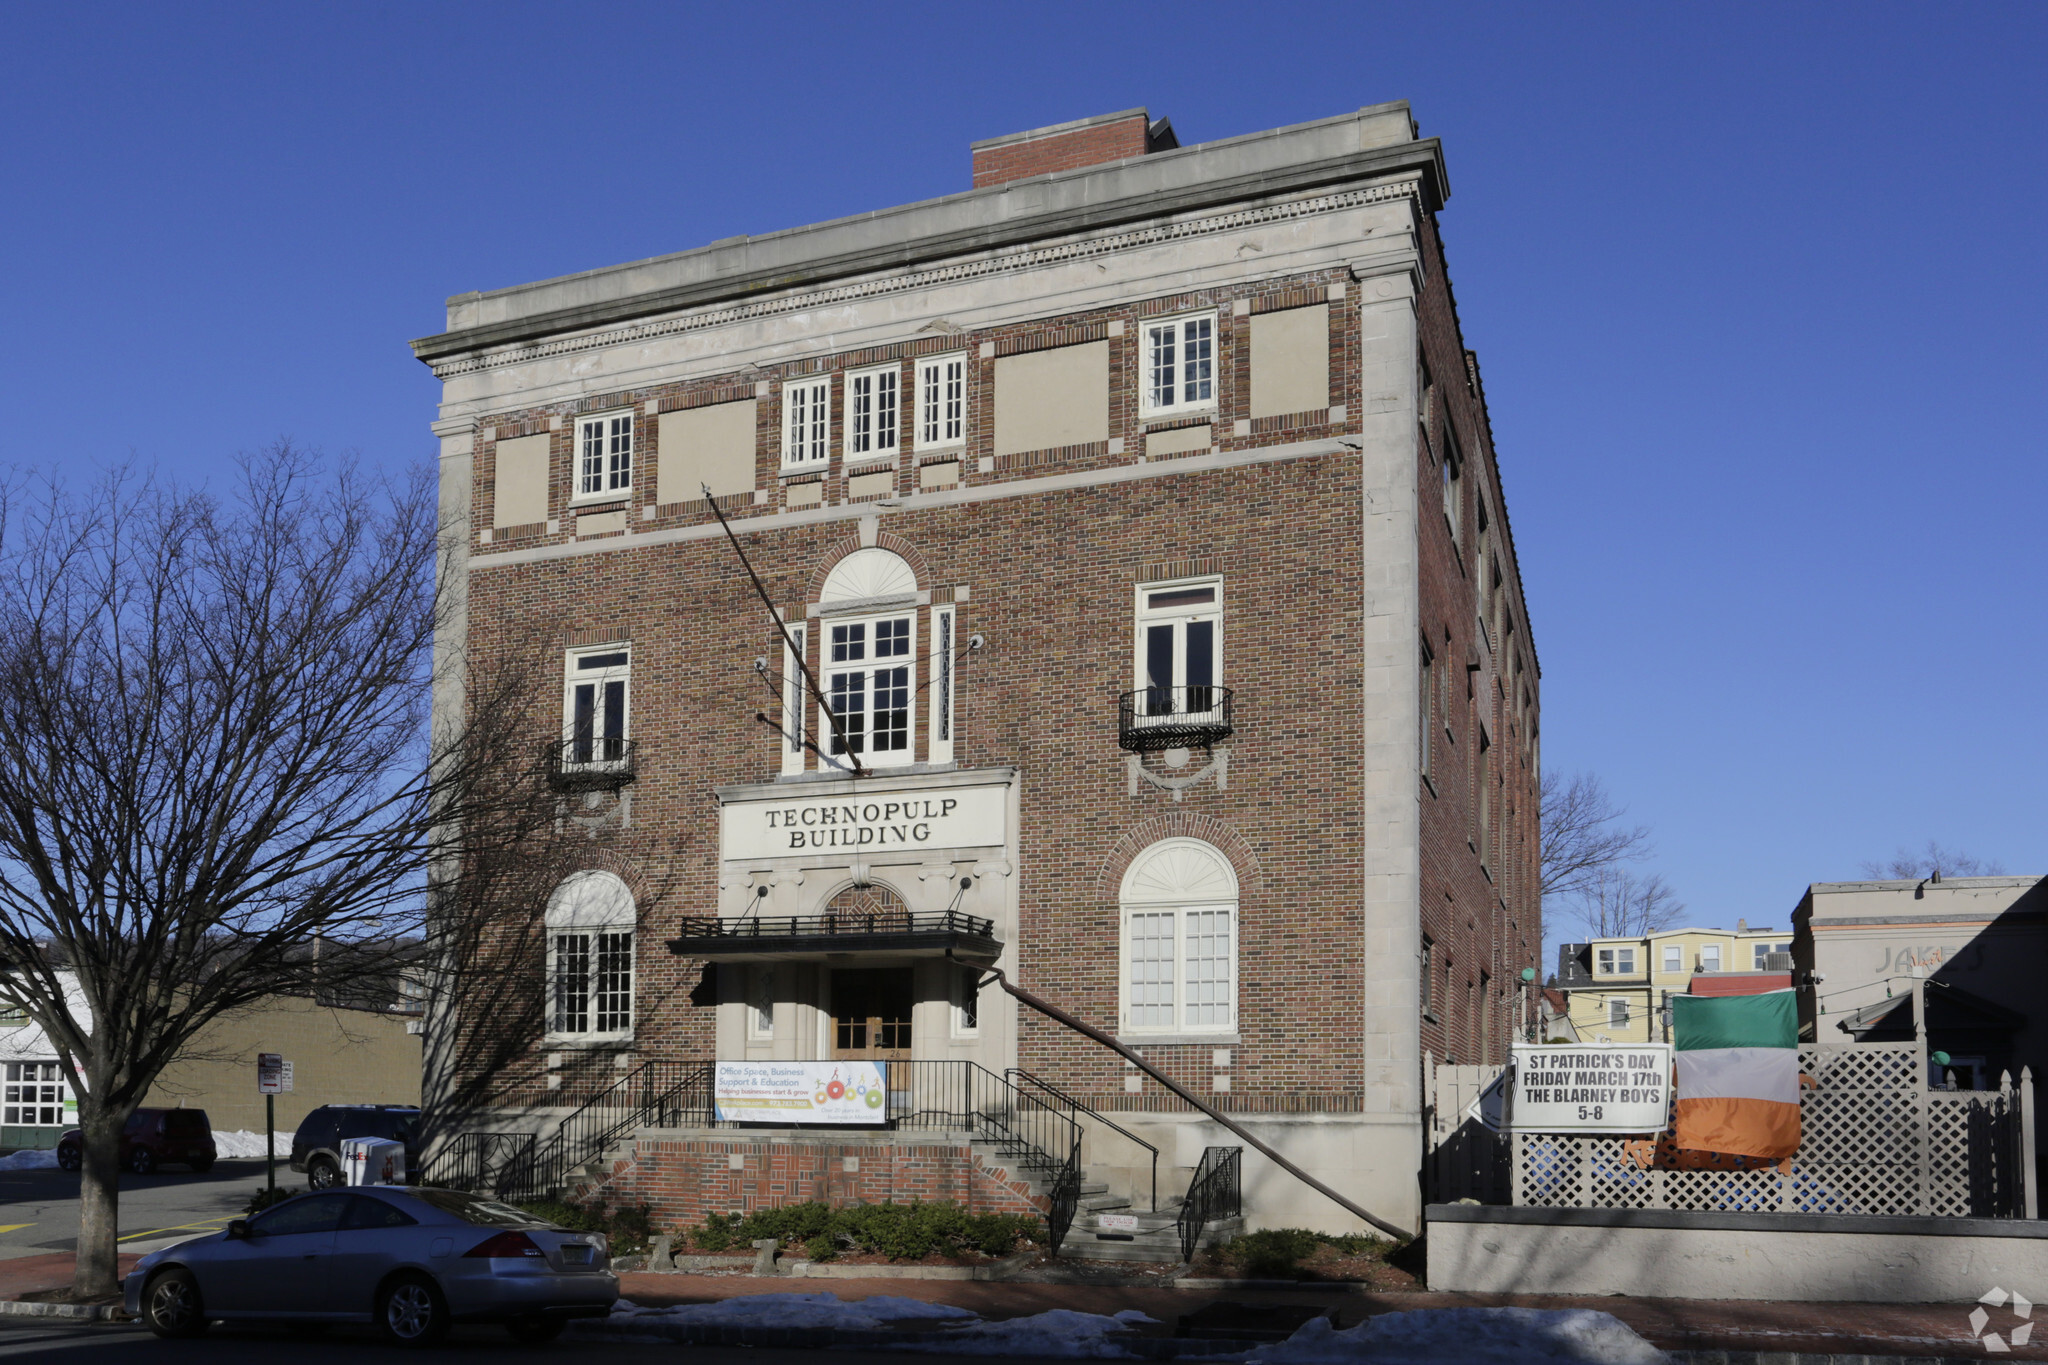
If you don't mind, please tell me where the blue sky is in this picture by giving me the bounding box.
[3,2,2041,942]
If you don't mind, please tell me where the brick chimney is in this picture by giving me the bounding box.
[971,109,1179,189]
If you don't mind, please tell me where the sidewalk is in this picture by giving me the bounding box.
[616,1271,2047,1359]
[0,1252,140,1302]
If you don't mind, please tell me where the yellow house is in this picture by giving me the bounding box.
[1559,920,1795,1043]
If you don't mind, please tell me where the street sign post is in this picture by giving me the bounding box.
[256,1053,288,1195]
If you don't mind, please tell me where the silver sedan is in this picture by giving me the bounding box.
[123,1186,617,1345]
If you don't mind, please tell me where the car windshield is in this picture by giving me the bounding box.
[408,1188,550,1228]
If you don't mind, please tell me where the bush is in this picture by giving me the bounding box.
[683,1200,1040,1262]
[1217,1227,1397,1277]
[516,1198,657,1254]
[243,1185,303,1215]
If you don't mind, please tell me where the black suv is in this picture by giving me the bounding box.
[289,1104,421,1189]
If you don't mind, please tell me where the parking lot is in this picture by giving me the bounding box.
[0,1160,286,1258]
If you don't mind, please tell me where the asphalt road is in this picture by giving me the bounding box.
[0,1321,1048,1365]
[0,1161,293,1258]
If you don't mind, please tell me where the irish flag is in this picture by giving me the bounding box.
[1671,988,1801,1159]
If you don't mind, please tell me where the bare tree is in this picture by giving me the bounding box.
[1570,867,1685,940]
[1860,842,2008,881]
[0,448,562,1297]
[1540,771,1652,901]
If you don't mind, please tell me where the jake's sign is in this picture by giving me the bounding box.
[721,783,1006,861]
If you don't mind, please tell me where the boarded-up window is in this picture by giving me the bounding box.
[493,434,551,528]
[994,341,1108,457]
[1249,304,1329,419]
[657,400,757,505]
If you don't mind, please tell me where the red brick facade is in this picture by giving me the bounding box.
[971,111,1157,188]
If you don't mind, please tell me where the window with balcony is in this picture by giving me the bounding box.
[821,614,916,769]
[557,645,632,784]
[1141,313,1216,418]
[1122,577,1230,750]
[574,411,633,501]
[545,872,636,1043]
[846,364,900,461]
[1119,839,1238,1038]
[916,354,965,449]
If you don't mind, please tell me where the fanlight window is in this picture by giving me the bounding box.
[1119,839,1238,1036]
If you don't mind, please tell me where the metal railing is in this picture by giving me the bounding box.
[1006,1067,1159,1211]
[425,1131,536,1200]
[1177,1146,1242,1263]
[1118,686,1234,753]
[884,1059,1084,1251]
[545,737,637,791]
[670,910,995,941]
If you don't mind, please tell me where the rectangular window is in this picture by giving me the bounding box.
[562,646,630,767]
[1701,944,1722,972]
[1122,906,1236,1035]
[1607,998,1630,1027]
[747,966,776,1040]
[2,1062,66,1127]
[951,966,980,1038]
[1477,731,1493,874]
[917,354,966,449]
[782,377,830,469]
[1754,941,1791,970]
[1133,577,1222,726]
[846,364,900,460]
[821,613,916,769]
[780,624,808,777]
[550,932,633,1038]
[1421,937,1435,1016]
[928,604,956,766]
[1418,639,1434,781]
[1615,948,1636,974]
[1442,428,1463,545]
[1141,313,1216,417]
[1663,945,1683,974]
[575,412,633,500]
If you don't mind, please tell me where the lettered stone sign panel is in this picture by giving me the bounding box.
[721,783,1007,861]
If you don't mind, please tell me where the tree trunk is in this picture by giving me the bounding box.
[74,1114,123,1297]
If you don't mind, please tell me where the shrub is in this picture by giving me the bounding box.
[515,1197,656,1254]
[1217,1227,1397,1277]
[681,1200,1040,1262]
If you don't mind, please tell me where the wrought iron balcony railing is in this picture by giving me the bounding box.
[1117,685,1234,753]
[545,737,637,792]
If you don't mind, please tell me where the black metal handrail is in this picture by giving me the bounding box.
[1006,1067,1159,1212]
[545,737,638,791]
[671,910,995,940]
[1177,1145,1242,1263]
[1118,686,1234,753]
[422,1131,536,1200]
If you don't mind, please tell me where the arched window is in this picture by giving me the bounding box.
[1118,839,1238,1036]
[544,872,635,1041]
[805,549,930,772]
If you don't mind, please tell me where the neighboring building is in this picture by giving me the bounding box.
[1,973,88,1150]
[1556,921,1795,1043]
[1795,876,2046,1094]
[416,103,1542,1234]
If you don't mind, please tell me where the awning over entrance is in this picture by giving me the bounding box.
[665,909,1002,962]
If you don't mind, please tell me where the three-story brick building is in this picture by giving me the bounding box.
[418,102,1541,1236]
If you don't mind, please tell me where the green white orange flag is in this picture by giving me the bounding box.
[1670,988,1801,1159]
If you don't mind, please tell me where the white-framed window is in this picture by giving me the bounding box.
[1418,638,1434,781]
[1119,838,1239,1037]
[1607,998,1630,1027]
[1140,312,1216,417]
[951,965,981,1038]
[1132,576,1222,730]
[562,645,630,768]
[927,604,956,767]
[574,411,633,501]
[1700,944,1722,972]
[782,376,831,469]
[545,872,636,1042]
[1442,428,1463,546]
[917,354,966,449]
[2,1062,66,1127]
[779,624,809,777]
[846,364,901,461]
[747,965,776,1041]
[1662,945,1683,974]
[1753,941,1791,970]
[1595,946,1636,975]
[820,612,917,769]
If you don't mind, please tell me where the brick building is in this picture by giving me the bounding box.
[417,103,1541,1237]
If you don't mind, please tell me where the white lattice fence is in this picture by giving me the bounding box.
[1513,1043,2030,1217]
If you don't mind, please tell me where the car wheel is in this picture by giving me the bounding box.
[376,1273,449,1347]
[55,1146,80,1172]
[142,1269,209,1340]
[307,1155,342,1189]
[129,1147,157,1175]
[189,1155,215,1174]
[504,1316,565,1344]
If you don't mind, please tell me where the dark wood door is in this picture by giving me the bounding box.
[832,967,914,1061]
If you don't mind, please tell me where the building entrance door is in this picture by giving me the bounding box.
[832,968,914,1062]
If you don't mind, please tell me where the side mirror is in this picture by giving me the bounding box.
[226,1220,252,1240]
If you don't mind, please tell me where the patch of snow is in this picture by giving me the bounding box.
[896,1308,1162,1359]
[610,1291,978,1331]
[0,1148,60,1171]
[1248,1308,1669,1365]
[211,1129,294,1158]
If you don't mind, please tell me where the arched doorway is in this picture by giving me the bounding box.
[826,884,914,1061]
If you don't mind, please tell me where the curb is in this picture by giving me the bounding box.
[1666,1355,1988,1365]
[0,1300,127,1323]
[568,1320,1247,1357]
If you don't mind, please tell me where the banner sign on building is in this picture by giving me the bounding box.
[1509,1043,1672,1133]
[713,1061,889,1125]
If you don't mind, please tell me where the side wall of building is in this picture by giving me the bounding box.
[143,995,423,1133]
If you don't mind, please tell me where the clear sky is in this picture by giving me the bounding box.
[3,2,2041,944]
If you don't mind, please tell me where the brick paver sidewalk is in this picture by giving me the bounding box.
[618,1271,2042,1359]
[0,1253,141,1303]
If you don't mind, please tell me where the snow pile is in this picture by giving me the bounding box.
[895,1308,1161,1358]
[1248,1308,1669,1365]
[610,1292,977,1332]
[211,1130,294,1158]
[0,1148,60,1171]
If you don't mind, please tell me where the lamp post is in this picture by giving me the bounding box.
[1520,966,1538,1043]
